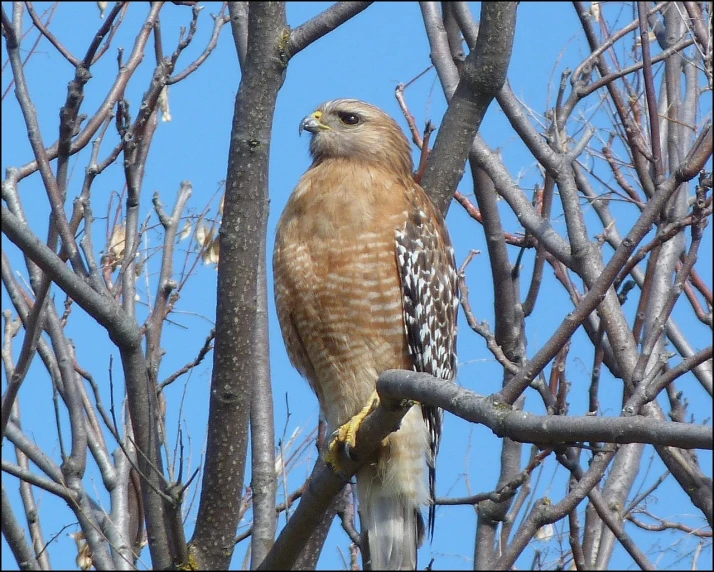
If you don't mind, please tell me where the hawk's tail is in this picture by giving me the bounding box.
[358,482,424,570]
[356,406,429,570]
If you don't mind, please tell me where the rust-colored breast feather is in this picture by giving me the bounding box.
[273,158,428,428]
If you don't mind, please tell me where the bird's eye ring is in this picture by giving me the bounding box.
[338,112,360,126]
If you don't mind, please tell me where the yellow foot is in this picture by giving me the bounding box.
[324,390,380,474]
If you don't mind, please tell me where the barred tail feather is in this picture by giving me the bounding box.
[358,480,424,570]
[356,406,429,570]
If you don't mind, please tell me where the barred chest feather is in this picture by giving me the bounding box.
[273,161,416,425]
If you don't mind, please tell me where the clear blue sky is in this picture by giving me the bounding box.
[2,2,711,570]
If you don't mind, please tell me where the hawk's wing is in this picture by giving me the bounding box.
[395,195,459,536]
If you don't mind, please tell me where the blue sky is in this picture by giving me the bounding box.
[2,2,712,570]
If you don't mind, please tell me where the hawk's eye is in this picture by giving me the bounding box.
[338,112,360,126]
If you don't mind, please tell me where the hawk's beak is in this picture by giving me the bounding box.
[299,111,329,136]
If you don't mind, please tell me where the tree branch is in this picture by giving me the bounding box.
[249,247,277,569]
[190,3,287,569]
[496,135,711,405]
[258,399,413,570]
[420,2,518,215]
[288,1,373,57]
[1,482,41,571]
[228,2,249,70]
[377,370,713,450]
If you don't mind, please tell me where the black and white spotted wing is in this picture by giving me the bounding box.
[395,202,459,537]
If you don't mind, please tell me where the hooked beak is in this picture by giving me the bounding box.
[299,111,329,136]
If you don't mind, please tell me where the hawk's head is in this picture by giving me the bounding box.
[299,99,413,176]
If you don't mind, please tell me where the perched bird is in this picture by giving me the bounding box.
[273,99,458,570]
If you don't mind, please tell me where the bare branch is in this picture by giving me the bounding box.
[377,370,712,449]
[24,1,79,66]
[638,1,664,183]
[228,2,248,69]
[458,251,519,375]
[169,5,230,84]
[191,4,286,568]
[249,249,277,569]
[1,482,41,571]
[14,2,162,182]
[558,452,655,570]
[495,449,616,570]
[420,2,518,215]
[1,207,140,348]
[288,2,373,57]
[497,141,710,405]
[258,397,413,570]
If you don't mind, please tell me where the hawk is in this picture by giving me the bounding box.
[273,99,459,570]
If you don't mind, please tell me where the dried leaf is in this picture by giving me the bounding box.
[69,531,93,571]
[208,236,220,264]
[635,31,657,47]
[535,523,554,542]
[134,254,145,277]
[159,85,172,122]
[109,225,126,260]
[179,220,192,241]
[204,227,215,248]
[201,245,213,265]
[195,217,207,246]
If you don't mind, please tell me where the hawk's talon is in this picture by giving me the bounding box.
[324,391,380,475]
[324,442,352,482]
[343,439,357,462]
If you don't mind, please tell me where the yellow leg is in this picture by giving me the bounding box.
[324,390,380,473]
